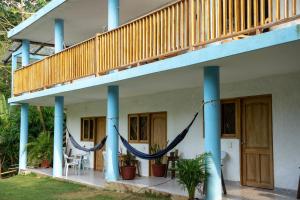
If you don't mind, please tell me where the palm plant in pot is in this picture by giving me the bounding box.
[150,144,166,177]
[176,153,210,200]
[120,152,136,180]
[27,131,53,168]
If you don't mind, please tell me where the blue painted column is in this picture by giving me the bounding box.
[105,0,120,181]
[108,0,119,30]
[53,96,64,177]
[22,40,30,66]
[11,54,17,97]
[19,40,30,171]
[203,66,221,200]
[53,18,64,177]
[19,103,29,170]
[54,19,64,53]
[106,86,119,181]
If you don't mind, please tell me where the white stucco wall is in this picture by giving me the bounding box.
[66,71,300,190]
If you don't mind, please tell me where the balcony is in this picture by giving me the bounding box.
[13,0,300,96]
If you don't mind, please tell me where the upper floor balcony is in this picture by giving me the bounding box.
[11,0,300,96]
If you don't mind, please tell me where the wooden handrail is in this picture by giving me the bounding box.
[13,0,300,96]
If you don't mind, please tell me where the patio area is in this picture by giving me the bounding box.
[27,168,297,200]
[28,168,106,188]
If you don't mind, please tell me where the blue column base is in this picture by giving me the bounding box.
[204,66,222,200]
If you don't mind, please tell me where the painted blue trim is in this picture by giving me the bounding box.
[11,54,17,98]
[14,53,45,61]
[13,48,22,56]
[13,47,44,60]
[16,54,45,61]
[8,25,300,104]
[7,0,66,39]
[204,67,221,200]
[55,19,64,53]
[29,55,45,60]
[22,40,30,66]
[108,0,119,30]
[19,103,29,170]
[53,96,64,177]
[106,86,119,181]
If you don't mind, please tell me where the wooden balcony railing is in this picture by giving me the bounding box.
[13,0,300,95]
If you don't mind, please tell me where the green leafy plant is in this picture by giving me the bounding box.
[27,131,53,167]
[176,153,210,200]
[0,101,20,171]
[150,144,163,165]
[121,152,136,167]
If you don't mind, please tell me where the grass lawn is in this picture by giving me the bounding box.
[0,174,171,200]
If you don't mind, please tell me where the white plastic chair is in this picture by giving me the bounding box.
[80,153,90,174]
[64,153,79,177]
[221,151,228,165]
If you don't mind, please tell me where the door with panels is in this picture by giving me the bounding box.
[241,95,274,189]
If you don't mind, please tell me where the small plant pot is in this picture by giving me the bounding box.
[121,166,136,180]
[41,160,50,168]
[152,164,167,177]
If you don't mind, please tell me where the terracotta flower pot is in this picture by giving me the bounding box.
[41,160,50,168]
[152,164,167,177]
[121,166,136,180]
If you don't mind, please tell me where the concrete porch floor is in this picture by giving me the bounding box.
[27,168,297,200]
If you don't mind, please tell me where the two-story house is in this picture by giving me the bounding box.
[7,0,300,199]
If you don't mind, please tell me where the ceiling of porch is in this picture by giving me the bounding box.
[8,0,175,46]
[24,39,300,106]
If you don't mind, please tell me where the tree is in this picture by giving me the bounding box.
[0,0,52,171]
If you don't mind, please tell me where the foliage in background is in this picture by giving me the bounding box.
[27,131,53,167]
[176,153,210,200]
[0,0,52,171]
[0,101,54,170]
[0,103,20,170]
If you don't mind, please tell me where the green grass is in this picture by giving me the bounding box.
[0,174,171,200]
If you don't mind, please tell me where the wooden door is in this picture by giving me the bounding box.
[241,95,274,189]
[94,117,106,171]
[149,112,167,176]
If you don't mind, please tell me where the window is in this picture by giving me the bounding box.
[221,99,240,138]
[81,117,96,141]
[128,113,149,143]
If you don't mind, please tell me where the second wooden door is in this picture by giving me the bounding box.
[94,117,106,171]
[241,95,274,189]
[149,112,167,176]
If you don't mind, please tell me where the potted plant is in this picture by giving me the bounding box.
[150,144,167,177]
[176,153,210,200]
[120,152,136,180]
[27,131,53,168]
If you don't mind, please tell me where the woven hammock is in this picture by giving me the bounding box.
[67,129,107,152]
[114,113,198,160]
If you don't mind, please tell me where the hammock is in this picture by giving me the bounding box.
[67,129,107,152]
[114,113,198,160]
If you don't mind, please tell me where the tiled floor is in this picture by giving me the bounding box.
[28,168,297,199]
[223,182,297,200]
